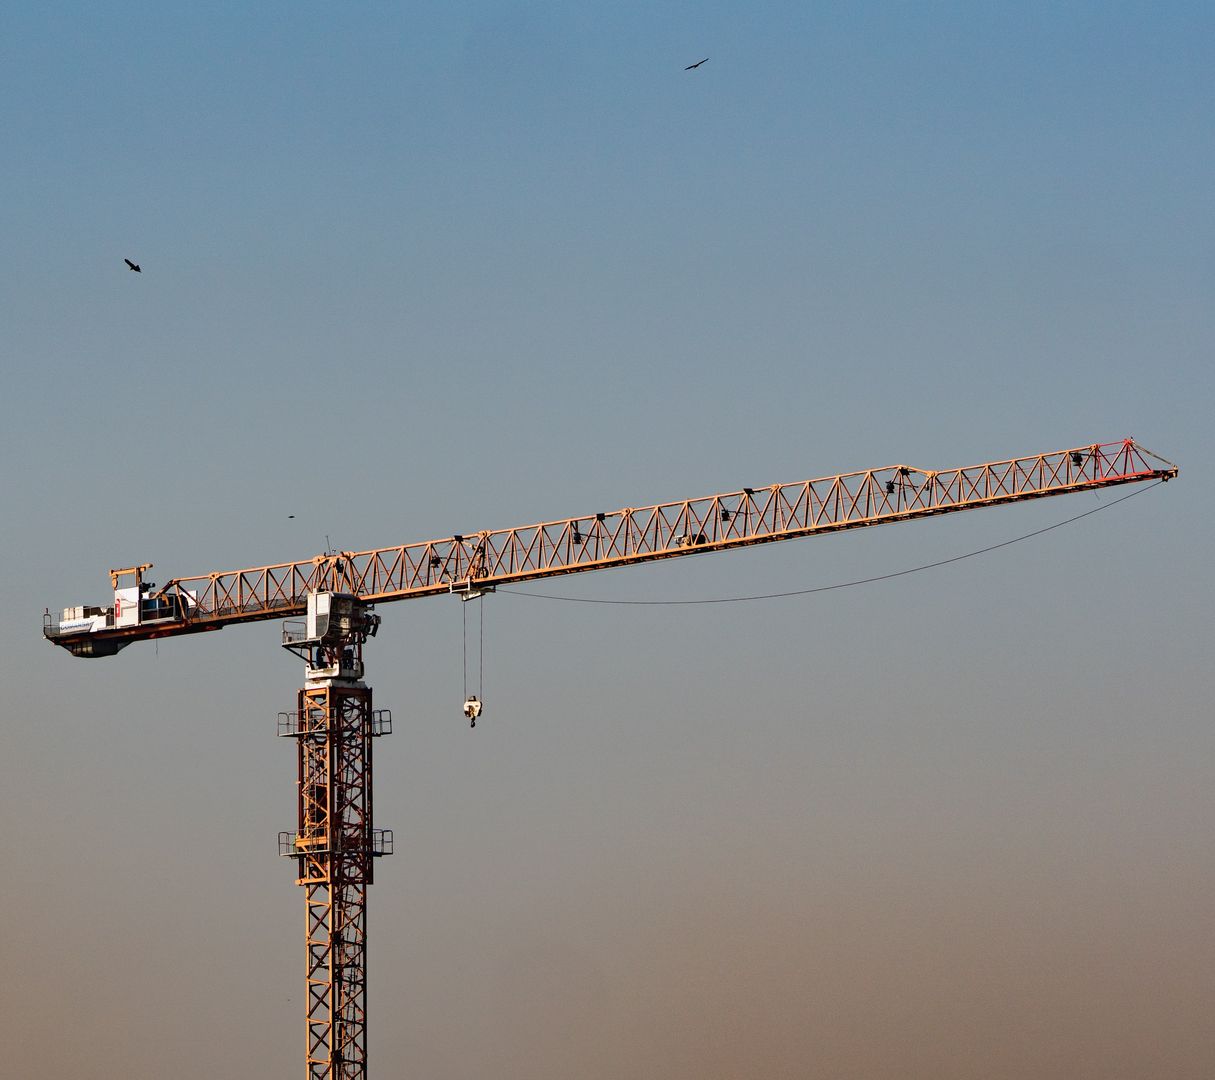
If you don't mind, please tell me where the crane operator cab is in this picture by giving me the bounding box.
[280,592,381,684]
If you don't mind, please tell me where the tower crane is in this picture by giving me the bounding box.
[43,438,1176,1079]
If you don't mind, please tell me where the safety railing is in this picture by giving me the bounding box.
[277,828,394,857]
[277,709,393,737]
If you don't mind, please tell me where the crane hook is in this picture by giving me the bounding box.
[463,695,482,728]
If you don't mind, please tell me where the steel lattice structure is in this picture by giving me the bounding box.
[41,436,1177,1078]
[278,603,392,1077]
[43,439,1179,657]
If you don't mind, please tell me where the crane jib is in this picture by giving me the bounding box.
[42,438,1177,656]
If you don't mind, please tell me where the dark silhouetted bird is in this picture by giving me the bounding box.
[124,259,141,273]
[685,58,709,70]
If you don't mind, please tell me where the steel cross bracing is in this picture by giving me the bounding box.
[41,439,1179,656]
[278,606,393,1078]
[295,685,375,1078]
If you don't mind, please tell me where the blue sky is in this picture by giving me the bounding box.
[2,4,1212,1077]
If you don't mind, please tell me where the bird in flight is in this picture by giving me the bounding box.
[124,258,142,273]
[685,57,709,70]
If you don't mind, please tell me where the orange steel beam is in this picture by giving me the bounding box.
[278,606,392,1078]
[44,439,1177,655]
[285,683,380,1077]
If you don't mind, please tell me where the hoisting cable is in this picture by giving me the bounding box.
[461,595,485,694]
[461,593,487,726]
[498,479,1165,607]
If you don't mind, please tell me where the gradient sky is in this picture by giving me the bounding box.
[2,4,1212,1077]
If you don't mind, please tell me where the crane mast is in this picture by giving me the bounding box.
[278,594,391,1077]
[40,437,1177,1079]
